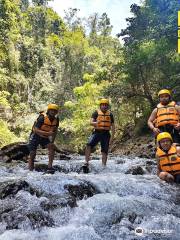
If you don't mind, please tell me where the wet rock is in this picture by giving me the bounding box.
[0,142,29,162]
[115,160,125,164]
[0,142,72,163]
[35,163,82,174]
[144,159,157,174]
[125,166,145,175]
[26,211,54,229]
[0,178,83,232]
[58,154,71,160]
[35,163,50,172]
[38,181,98,210]
[0,180,30,199]
[40,195,77,210]
[146,160,156,165]
[128,212,137,223]
[0,188,55,231]
[0,201,15,221]
[145,165,153,173]
[35,163,71,173]
[64,181,99,200]
[1,211,25,230]
[0,202,54,230]
[0,180,42,199]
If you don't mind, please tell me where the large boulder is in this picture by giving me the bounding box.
[0,142,72,162]
[0,142,29,162]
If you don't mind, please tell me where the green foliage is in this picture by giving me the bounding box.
[108,0,180,131]
[0,90,10,106]
[0,0,179,148]
[0,120,18,147]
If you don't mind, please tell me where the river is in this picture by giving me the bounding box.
[0,155,179,240]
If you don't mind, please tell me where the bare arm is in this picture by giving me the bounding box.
[177,146,180,157]
[90,118,98,127]
[147,108,160,135]
[109,123,115,145]
[175,105,180,115]
[174,105,180,130]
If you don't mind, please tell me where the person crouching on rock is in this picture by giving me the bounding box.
[84,98,115,169]
[28,104,59,171]
[156,132,180,183]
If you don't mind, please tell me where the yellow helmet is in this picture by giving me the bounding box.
[47,104,59,111]
[100,98,109,105]
[157,132,172,143]
[158,89,171,97]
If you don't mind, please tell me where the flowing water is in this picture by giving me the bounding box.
[0,155,180,240]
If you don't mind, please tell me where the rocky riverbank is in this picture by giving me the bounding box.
[112,135,155,159]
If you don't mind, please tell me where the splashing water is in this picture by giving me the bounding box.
[0,155,180,240]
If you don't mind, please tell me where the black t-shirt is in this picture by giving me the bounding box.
[91,110,114,123]
[35,115,59,129]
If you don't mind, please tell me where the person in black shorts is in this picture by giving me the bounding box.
[84,98,115,169]
[28,104,59,171]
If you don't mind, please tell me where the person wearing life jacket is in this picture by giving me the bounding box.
[148,89,180,143]
[28,104,59,171]
[156,132,180,183]
[84,98,115,170]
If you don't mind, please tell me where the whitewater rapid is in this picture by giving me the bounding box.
[0,155,179,240]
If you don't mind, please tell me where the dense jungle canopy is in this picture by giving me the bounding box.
[0,0,180,150]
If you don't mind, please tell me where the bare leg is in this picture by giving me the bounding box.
[102,152,108,166]
[28,151,36,171]
[47,143,55,169]
[85,145,91,165]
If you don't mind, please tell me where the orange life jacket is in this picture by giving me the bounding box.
[156,145,180,175]
[33,112,58,137]
[95,109,111,131]
[155,101,179,127]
